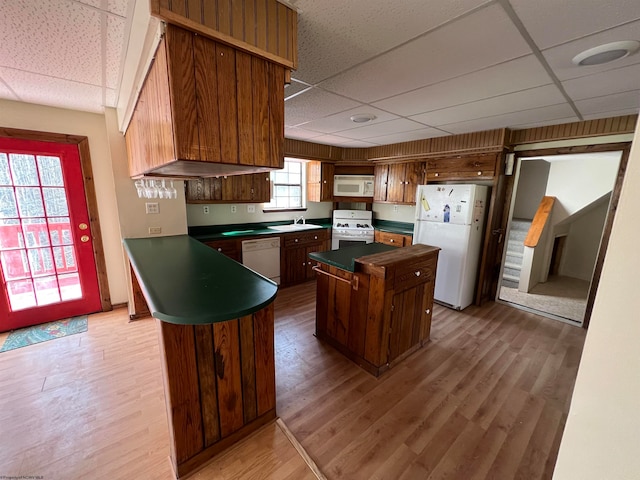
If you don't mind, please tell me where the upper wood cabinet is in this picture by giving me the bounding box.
[374,162,424,204]
[307,161,334,202]
[185,173,271,203]
[125,24,285,178]
[425,154,498,182]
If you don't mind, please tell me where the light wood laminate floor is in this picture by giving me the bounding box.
[0,280,585,479]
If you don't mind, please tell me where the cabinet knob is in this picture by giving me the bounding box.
[390,239,394,243]
[477,171,482,175]
[217,248,222,252]
[302,262,306,266]
[434,173,439,177]
[323,180,327,183]
[425,308,430,314]
[295,238,298,242]
[314,235,318,240]
[415,271,421,277]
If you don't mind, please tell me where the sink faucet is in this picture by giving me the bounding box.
[294,215,305,224]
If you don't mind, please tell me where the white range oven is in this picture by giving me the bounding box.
[331,209,374,250]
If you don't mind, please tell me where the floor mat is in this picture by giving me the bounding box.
[0,316,88,352]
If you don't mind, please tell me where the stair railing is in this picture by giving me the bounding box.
[524,196,556,247]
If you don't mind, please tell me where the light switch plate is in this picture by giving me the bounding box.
[145,202,159,214]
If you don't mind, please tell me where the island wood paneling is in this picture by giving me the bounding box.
[509,115,637,144]
[155,304,276,478]
[151,0,298,69]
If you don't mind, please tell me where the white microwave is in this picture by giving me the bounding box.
[333,175,375,197]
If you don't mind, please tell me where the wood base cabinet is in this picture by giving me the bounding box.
[157,305,276,478]
[281,229,330,286]
[313,244,439,376]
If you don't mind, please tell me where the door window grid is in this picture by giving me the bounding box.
[0,151,81,311]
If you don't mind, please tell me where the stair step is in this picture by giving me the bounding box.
[506,251,523,258]
[504,262,522,270]
[502,273,520,282]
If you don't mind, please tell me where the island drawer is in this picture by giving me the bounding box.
[393,257,436,292]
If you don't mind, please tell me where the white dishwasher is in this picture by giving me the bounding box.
[241,237,281,285]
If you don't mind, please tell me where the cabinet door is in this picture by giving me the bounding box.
[374,165,389,202]
[282,245,307,285]
[205,239,240,262]
[185,177,222,202]
[320,163,335,201]
[386,164,406,203]
[402,162,423,204]
[375,230,404,246]
[252,173,271,202]
[388,285,425,363]
[307,162,334,202]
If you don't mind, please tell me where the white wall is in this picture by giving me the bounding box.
[372,203,415,223]
[0,99,128,304]
[513,159,550,219]
[560,198,609,280]
[546,154,620,224]
[187,201,332,226]
[553,120,640,479]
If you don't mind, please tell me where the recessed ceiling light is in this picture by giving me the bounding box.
[572,40,640,66]
[350,114,377,124]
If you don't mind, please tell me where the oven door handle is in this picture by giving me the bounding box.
[312,265,359,290]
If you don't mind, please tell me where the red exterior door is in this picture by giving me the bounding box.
[0,138,101,331]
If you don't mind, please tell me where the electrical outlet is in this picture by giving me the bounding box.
[145,202,159,214]
[393,205,399,213]
[203,206,210,214]
[149,227,162,235]
[231,205,237,214]
[247,204,256,213]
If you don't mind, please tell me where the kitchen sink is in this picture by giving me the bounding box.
[267,223,323,232]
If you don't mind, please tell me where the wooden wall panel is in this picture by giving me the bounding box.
[509,115,637,145]
[284,138,343,161]
[239,315,258,424]
[213,320,244,438]
[150,0,297,69]
[254,304,275,416]
[194,324,220,447]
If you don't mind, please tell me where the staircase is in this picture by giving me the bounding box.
[502,218,531,289]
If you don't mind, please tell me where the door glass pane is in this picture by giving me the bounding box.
[37,156,64,186]
[0,187,18,217]
[0,218,22,250]
[43,187,69,216]
[34,275,61,305]
[0,249,30,280]
[6,279,36,311]
[10,154,39,185]
[0,153,10,185]
[59,272,82,300]
[22,218,48,247]
[16,187,45,217]
[27,247,55,276]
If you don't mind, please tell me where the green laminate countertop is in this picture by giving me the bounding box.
[308,242,399,272]
[123,235,278,325]
[373,220,415,235]
[189,218,332,241]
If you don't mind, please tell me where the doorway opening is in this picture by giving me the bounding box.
[496,149,626,326]
[0,133,108,332]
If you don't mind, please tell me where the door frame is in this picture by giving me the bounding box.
[0,127,112,313]
[498,142,630,329]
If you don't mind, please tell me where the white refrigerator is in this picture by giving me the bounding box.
[412,184,489,310]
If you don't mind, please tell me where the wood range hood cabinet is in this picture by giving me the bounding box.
[125,24,285,178]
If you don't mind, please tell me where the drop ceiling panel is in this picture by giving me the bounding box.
[409,85,566,126]
[371,55,553,117]
[318,4,533,103]
[563,63,640,100]
[575,90,640,116]
[299,106,399,134]
[0,66,104,113]
[284,80,312,100]
[293,0,489,84]
[582,108,640,120]
[335,118,431,140]
[308,134,376,148]
[77,0,130,17]
[0,77,19,102]
[284,127,324,141]
[0,0,103,86]
[542,20,640,81]
[511,117,581,130]
[284,88,361,127]
[440,103,578,134]
[364,128,451,146]
[509,0,640,49]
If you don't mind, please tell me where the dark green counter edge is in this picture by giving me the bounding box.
[189,218,332,241]
[373,219,415,235]
[308,242,398,272]
[124,235,278,325]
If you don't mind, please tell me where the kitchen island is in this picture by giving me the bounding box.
[124,235,278,479]
[309,243,440,376]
